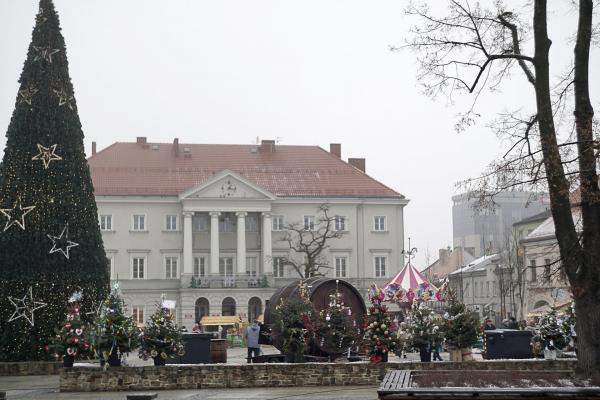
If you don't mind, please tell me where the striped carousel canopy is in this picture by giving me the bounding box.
[384,262,430,291]
[381,262,440,303]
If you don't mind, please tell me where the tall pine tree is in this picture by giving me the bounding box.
[0,0,109,361]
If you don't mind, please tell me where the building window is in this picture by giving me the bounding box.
[132,257,145,279]
[165,257,178,279]
[303,216,315,231]
[219,257,233,277]
[132,306,144,325]
[107,256,114,280]
[335,257,347,278]
[246,215,258,232]
[374,256,386,277]
[194,257,206,277]
[99,215,112,231]
[132,214,146,231]
[166,215,178,231]
[246,257,258,277]
[273,257,285,278]
[530,259,537,281]
[193,215,208,231]
[272,215,284,231]
[219,214,235,232]
[544,258,552,279]
[374,216,386,231]
[335,216,346,231]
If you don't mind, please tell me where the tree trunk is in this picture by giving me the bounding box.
[571,0,600,382]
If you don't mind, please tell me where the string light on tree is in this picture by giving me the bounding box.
[0,197,36,232]
[7,287,47,327]
[47,224,79,259]
[32,144,62,169]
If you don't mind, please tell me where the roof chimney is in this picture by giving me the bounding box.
[348,158,365,173]
[92,141,97,155]
[260,139,276,153]
[136,137,147,144]
[173,138,179,156]
[330,143,341,158]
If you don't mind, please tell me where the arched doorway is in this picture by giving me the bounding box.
[195,297,209,323]
[248,297,262,322]
[534,300,550,309]
[222,297,236,316]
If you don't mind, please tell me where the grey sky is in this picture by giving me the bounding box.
[0,1,597,268]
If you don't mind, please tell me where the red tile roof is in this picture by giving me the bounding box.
[88,142,404,198]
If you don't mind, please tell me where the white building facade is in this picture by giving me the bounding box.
[90,139,408,329]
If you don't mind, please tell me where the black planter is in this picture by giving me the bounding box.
[108,352,121,367]
[419,345,432,362]
[153,356,166,366]
[63,355,74,368]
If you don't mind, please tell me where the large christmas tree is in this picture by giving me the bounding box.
[0,0,109,361]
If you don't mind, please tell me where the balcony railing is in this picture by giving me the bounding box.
[189,275,268,289]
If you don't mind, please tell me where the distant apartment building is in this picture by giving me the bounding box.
[89,138,408,329]
[452,191,549,258]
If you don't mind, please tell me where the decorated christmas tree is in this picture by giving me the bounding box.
[441,291,479,350]
[270,282,315,362]
[406,302,442,361]
[365,284,398,363]
[314,288,359,360]
[94,283,140,366]
[0,0,109,361]
[139,299,185,365]
[538,310,568,351]
[48,292,95,366]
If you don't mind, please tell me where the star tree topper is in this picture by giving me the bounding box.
[0,197,36,232]
[32,144,62,169]
[7,287,48,327]
[47,224,79,259]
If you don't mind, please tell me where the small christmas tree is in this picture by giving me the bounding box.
[406,302,442,362]
[49,292,94,366]
[314,289,358,360]
[139,300,185,365]
[365,285,398,363]
[538,310,568,351]
[94,283,140,367]
[441,292,480,350]
[270,282,315,362]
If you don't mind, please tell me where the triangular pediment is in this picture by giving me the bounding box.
[179,170,276,200]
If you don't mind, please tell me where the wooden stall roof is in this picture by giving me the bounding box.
[200,316,242,326]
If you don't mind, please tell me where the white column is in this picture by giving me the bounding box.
[183,212,194,274]
[236,212,247,275]
[262,212,273,274]
[210,211,221,274]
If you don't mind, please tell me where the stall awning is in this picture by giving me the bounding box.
[199,316,242,326]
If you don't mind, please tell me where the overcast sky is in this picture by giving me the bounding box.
[0,1,597,269]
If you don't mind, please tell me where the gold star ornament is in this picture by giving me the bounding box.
[0,197,36,232]
[32,144,62,169]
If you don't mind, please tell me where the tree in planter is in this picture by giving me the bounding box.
[139,301,185,366]
[407,302,443,362]
[365,285,398,363]
[0,0,109,361]
[270,282,315,362]
[405,0,599,379]
[94,284,140,367]
[442,292,480,361]
[314,288,359,360]
[537,310,568,359]
[280,204,344,278]
[48,293,95,367]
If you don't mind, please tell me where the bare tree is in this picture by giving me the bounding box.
[280,204,344,279]
[405,0,599,379]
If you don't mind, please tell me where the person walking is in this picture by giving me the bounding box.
[432,340,443,361]
[484,319,496,330]
[244,319,261,363]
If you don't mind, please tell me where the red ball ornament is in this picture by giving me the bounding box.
[43,344,49,352]
[83,343,90,350]
[72,337,80,344]
[64,323,72,330]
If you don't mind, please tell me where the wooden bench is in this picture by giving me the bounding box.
[378,370,412,397]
